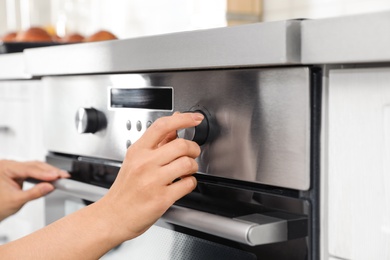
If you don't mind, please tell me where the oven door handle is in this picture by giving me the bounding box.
[50,179,306,246]
[161,206,294,246]
[51,178,108,202]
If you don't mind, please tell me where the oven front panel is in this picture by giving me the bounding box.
[44,177,309,260]
[43,67,311,190]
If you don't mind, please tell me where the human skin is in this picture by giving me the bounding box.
[0,160,70,222]
[0,112,203,259]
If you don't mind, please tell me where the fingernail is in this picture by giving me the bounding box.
[40,184,54,195]
[191,113,204,122]
[62,171,71,178]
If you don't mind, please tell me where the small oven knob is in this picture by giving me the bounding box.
[177,110,209,146]
[75,107,104,134]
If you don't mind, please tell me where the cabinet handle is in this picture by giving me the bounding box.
[0,126,10,133]
[0,235,10,244]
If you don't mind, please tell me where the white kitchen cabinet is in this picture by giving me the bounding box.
[0,80,46,244]
[0,80,46,160]
[0,182,46,245]
[327,67,390,260]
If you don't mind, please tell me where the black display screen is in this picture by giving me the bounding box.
[110,88,173,110]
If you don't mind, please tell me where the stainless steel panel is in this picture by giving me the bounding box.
[44,192,305,259]
[302,11,390,64]
[43,67,311,190]
[51,179,107,202]
[101,225,256,260]
[25,20,301,76]
[164,206,288,246]
[48,178,304,246]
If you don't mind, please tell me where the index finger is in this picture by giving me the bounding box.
[10,164,69,183]
[138,112,204,148]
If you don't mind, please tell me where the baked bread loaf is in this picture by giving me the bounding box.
[1,32,17,42]
[61,33,85,43]
[84,30,117,42]
[15,27,53,42]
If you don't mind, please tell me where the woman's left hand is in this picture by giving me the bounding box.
[0,160,70,221]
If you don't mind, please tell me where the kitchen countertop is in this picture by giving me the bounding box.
[3,11,390,79]
[301,11,390,64]
[23,20,301,76]
[0,53,31,80]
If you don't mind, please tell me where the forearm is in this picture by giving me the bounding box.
[0,113,201,258]
[0,200,124,259]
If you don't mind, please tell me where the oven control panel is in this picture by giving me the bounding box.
[43,67,312,191]
[75,107,211,147]
[75,107,106,134]
[177,110,209,146]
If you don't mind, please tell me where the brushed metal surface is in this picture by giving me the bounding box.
[51,179,107,202]
[25,20,301,76]
[163,206,288,246]
[101,224,256,260]
[302,11,390,64]
[49,179,289,246]
[235,213,288,245]
[43,67,311,190]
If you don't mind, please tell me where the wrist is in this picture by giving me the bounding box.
[88,198,131,245]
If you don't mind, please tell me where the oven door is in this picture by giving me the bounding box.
[44,154,309,260]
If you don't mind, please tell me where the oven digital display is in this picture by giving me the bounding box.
[110,88,173,110]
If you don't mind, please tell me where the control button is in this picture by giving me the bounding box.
[126,120,132,131]
[126,140,132,148]
[146,121,152,128]
[136,120,142,131]
[75,107,106,134]
[178,110,209,146]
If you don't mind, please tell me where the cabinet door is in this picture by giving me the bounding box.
[0,182,45,245]
[0,80,45,160]
[328,68,390,259]
[0,80,46,244]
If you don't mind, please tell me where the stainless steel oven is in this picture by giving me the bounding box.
[42,67,321,259]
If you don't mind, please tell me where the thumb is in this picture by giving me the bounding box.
[18,183,55,204]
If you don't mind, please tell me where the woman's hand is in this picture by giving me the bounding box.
[0,160,70,221]
[97,112,204,242]
[0,113,204,259]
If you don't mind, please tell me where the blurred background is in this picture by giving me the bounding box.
[0,0,390,40]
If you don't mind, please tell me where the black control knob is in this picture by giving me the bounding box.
[177,110,209,145]
[75,107,104,134]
